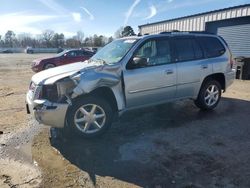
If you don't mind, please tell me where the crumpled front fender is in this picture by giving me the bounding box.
[71,65,121,98]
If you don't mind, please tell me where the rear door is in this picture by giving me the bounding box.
[173,36,211,98]
[123,37,177,108]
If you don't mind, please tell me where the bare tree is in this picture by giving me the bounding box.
[66,38,80,48]
[17,33,34,47]
[75,31,85,44]
[52,33,65,48]
[42,30,55,47]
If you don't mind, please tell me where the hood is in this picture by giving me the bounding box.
[32,61,102,85]
[33,56,55,62]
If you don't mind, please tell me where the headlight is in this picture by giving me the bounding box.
[32,60,41,66]
[29,82,36,91]
[34,85,43,99]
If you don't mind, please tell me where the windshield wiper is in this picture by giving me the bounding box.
[92,58,107,65]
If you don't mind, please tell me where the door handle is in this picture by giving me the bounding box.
[165,69,173,75]
[201,64,208,69]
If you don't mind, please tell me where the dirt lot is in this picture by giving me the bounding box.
[0,53,250,188]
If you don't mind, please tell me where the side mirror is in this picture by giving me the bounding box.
[132,56,148,67]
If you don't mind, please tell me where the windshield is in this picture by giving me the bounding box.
[90,38,138,64]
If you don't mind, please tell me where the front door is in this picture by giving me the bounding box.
[123,37,177,108]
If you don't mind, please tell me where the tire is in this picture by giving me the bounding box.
[194,79,221,110]
[66,96,113,138]
[44,63,55,70]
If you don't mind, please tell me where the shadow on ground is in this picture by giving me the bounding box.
[50,97,250,187]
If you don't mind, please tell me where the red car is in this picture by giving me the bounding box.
[31,49,95,72]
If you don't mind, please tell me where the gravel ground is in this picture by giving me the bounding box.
[0,53,250,188]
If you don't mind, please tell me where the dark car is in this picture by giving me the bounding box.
[1,49,13,53]
[31,49,95,72]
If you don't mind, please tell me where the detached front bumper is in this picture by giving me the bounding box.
[26,93,69,128]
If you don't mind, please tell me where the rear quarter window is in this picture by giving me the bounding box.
[197,36,225,58]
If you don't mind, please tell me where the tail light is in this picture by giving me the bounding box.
[229,53,235,69]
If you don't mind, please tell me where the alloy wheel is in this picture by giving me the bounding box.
[204,84,219,106]
[74,104,106,134]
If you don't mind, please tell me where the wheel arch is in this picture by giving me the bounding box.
[201,73,225,92]
[90,87,119,113]
[71,86,120,114]
[43,62,56,70]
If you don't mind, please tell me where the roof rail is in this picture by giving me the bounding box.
[188,31,215,34]
[160,30,179,34]
[159,31,215,35]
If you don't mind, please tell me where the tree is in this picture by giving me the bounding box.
[122,26,135,37]
[52,33,65,48]
[17,33,34,47]
[93,34,105,47]
[114,27,124,39]
[42,30,55,47]
[83,37,93,47]
[0,35,3,47]
[108,36,113,43]
[66,38,80,48]
[76,31,84,44]
[4,30,16,47]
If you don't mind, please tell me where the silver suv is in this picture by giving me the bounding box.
[26,32,235,137]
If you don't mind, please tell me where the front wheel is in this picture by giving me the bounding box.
[194,80,222,110]
[44,63,55,70]
[66,96,113,138]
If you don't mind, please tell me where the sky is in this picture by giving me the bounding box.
[0,0,249,38]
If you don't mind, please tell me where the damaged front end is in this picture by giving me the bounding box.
[27,76,76,128]
[27,62,123,128]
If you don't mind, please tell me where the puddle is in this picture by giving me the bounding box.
[0,118,43,187]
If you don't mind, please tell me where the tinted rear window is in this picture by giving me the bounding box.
[174,38,203,62]
[197,36,225,58]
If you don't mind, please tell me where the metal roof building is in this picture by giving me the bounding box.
[139,4,250,57]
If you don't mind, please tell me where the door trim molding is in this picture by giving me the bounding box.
[128,84,175,94]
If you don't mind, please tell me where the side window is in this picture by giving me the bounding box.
[76,50,84,56]
[67,51,77,57]
[193,39,203,59]
[131,38,172,68]
[135,40,157,58]
[83,51,93,56]
[197,37,225,58]
[174,38,203,62]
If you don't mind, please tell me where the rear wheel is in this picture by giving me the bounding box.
[195,80,221,110]
[66,96,113,138]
